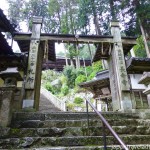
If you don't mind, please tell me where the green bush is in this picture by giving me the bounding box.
[66,102,75,111]
[61,85,69,96]
[86,66,93,76]
[76,67,85,76]
[133,36,147,58]
[92,61,103,72]
[75,74,87,85]
[87,71,97,80]
[74,97,84,104]
[45,82,53,93]
[60,75,68,85]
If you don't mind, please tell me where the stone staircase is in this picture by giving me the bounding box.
[0,112,150,149]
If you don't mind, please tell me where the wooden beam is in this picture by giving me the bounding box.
[14,33,137,45]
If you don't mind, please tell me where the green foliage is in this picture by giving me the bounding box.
[74,97,84,104]
[66,102,74,111]
[76,67,86,76]
[87,71,97,81]
[86,66,93,76]
[42,70,62,82]
[60,75,68,85]
[44,82,53,93]
[51,79,62,95]
[92,61,103,72]
[133,36,147,58]
[75,75,87,85]
[79,44,96,60]
[7,0,149,39]
[61,85,69,96]
[63,66,77,88]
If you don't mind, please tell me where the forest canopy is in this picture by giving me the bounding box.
[6,0,150,59]
[7,0,149,37]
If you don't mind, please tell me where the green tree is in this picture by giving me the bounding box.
[7,0,25,31]
[63,65,77,88]
[133,36,147,58]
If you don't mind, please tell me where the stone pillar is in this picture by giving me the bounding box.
[108,22,132,112]
[24,16,43,111]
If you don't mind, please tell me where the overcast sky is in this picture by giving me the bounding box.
[1,0,8,15]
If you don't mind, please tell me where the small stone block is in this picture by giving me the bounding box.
[32,16,43,24]
[110,21,120,27]
[23,99,34,108]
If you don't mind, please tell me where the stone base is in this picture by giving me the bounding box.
[0,90,14,127]
[22,99,34,109]
[120,99,132,112]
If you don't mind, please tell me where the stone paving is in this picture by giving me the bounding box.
[39,92,61,112]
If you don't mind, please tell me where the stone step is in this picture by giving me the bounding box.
[1,126,150,138]
[11,119,150,128]
[15,144,150,150]
[0,135,150,149]
[12,112,140,122]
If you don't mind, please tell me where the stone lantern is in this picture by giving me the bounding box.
[138,72,150,108]
[0,67,22,127]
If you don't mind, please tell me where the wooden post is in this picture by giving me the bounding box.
[24,16,43,111]
[108,22,132,112]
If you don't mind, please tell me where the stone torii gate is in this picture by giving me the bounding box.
[14,17,136,112]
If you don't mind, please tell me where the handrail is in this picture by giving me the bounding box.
[85,98,129,150]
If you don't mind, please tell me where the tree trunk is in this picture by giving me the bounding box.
[76,44,80,69]
[91,0,101,35]
[87,43,92,65]
[70,58,74,67]
[109,0,116,20]
[139,19,150,58]
[64,44,68,66]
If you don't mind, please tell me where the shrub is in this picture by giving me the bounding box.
[75,74,87,85]
[61,85,69,96]
[74,97,84,104]
[60,75,68,85]
[66,102,75,111]
[76,67,85,76]
[92,61,103,72]
[45,82,53,93]
[86,66,93,76]
[87,71,97,80]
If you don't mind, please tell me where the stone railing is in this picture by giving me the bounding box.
[40,87,66,111]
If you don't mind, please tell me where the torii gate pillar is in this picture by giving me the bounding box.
[108,22,132,112]
[23,16,43,111]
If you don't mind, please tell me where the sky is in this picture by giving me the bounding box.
[0,0,65,54]
[1,0,8,15]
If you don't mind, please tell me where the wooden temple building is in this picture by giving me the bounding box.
[42,57,91,71]
[80,57,150,111]
[0,8,150,126]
